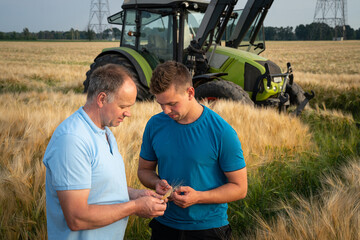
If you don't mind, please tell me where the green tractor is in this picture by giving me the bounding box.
[84,0,313,113]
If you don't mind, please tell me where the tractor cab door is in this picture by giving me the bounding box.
[138,9,174,64]
[108,9,174,67]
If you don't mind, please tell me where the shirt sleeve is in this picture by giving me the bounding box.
[219,126,246,172]
[46,134,92,191]
[140,120,157,161]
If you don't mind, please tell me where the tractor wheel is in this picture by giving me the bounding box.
[83,54,153,101]
[195,80,254,106]
[286,82,306,106]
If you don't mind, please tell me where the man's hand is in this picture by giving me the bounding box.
[172,186,200,208]
[155,179,172,196]
[128,187,163,200]
[134,196,167,218]
[173,168,248,207]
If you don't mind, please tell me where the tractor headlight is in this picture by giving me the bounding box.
[273,86,277,91]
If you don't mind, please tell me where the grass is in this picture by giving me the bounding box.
[249,159,360,240]
[228,106,360,238]
[0,41,359,239]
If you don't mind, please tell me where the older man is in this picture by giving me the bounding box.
[43,64,166,239]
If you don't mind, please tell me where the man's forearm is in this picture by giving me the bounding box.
[197,182,247,204]
[128,187,139,200]
[137,169,161,190]
[58,188,166,231]
[65,200,138,231]
[198,167,247,204]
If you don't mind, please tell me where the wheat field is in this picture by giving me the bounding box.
[0,40,359,239]
[262,41,360,92]
[251,159,360,240]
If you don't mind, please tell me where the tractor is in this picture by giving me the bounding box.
[83,0,314,113]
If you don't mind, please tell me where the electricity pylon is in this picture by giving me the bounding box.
[88,0,113,39]
[313,0,347,39]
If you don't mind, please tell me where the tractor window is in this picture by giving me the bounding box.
[108,11,124,25]
[225,10,241,41]
[237,10,265,55]
[122,10,137,47]
[185,11,204,48]
[139,10,173,63]
[226,9,265,55]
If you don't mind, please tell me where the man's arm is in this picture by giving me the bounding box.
[57,188,166,231]
[172,167,247,208]
[127,186,163,200]
[138,156,171,195]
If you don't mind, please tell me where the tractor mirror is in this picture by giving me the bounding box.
[254,43,264,50]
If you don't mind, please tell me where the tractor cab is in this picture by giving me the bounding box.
[108,0,267,68]
[108,0,209,68]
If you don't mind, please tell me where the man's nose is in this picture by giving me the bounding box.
[123,109,131,117]
[162,105,171,115]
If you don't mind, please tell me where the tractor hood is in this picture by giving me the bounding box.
[206,46,283,101]
[207,46,282,77]
[206,46,269,71]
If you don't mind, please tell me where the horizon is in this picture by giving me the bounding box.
[0,0,359,33]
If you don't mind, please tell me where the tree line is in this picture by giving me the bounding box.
[1,23,360,41]
[265,23,360,40]
[0,27,122,41]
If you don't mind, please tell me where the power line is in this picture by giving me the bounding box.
[88,0,113,39]
[313,0,347,39]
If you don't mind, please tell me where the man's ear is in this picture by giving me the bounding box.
[96,92,107,107]
[187,87,195,100]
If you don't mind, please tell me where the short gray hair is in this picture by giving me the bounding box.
[87,64,134,102]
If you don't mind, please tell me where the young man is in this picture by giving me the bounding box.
[43,64,166,240]
[138,61,248,240]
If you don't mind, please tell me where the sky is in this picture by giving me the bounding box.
[0,0,359,33]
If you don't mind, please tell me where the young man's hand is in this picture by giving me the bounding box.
[155,179,172,196]
[172,186,200,208]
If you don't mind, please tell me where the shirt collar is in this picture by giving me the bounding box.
[78,106,107,135]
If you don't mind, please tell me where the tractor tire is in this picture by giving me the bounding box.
[83,54,153,101]
[195,80,254,106]
[286,82,306,106]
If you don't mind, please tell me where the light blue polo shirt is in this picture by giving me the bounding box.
[43,107,129,240]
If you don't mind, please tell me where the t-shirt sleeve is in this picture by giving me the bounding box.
[46,134,92,191]
[140,120,157,161]
[219,126,246,172]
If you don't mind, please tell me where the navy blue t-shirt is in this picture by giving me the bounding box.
[140,106,245,230]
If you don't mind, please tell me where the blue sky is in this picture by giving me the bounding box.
[0,0,359,32]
